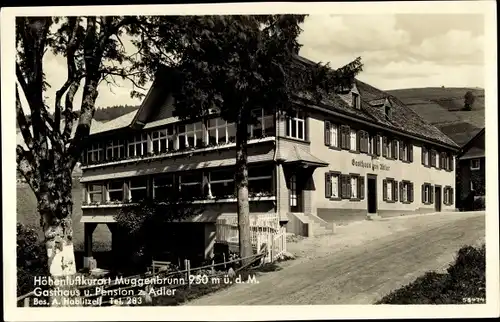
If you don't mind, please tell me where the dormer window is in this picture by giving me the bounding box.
[352,92,360,109]
[385,105,391,120]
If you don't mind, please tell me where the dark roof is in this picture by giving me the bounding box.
[87,55,458,149]
[460,146,484,160]
[435,122,482,147]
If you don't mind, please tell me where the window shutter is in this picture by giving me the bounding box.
[443,189,448,205]
[400,182,404,202]
[340,175,346,198]
[336,126,341,147]
[399,141,404,160]
[346,126,351,150]
[346,176,352,198]
[393,181,398,202]
[324,121,331,146]
[375,135,381,156]
[450,188,454,205]
[430,186,434,203]
[421,184,425,203]
[382,137,388,157]
[325,173,332,198]
[450,154,454,171]
[409,183,414,202]
[409,145,413,162]
[356,131,361,152]
[421,147,426,165]
[383,179,387,201]
[392,141,398,160]
[359,176,365,199]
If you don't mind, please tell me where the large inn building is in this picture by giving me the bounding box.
[79,57,459,266]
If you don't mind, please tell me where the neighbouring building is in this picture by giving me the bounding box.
[456,128,485,210]
[79,56,460,268]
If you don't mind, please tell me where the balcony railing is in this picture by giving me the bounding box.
[81,135,275,169]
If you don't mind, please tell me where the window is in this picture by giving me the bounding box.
[248,108,274,139]
[289,175,297,207]
[422,147,430,166]
[373,135,381,156]
[186,122,204,148]
[391,140,398,159]
[86,143,104,163]
[350,129,357,151]
[106,140,125,160]
[107,181,124,202]
[422,183,433,204]
[350,176,358,199]
[383,179,398,202]
[385,105,391,120]
[399,142,412,162]
[324,121,339,148]
[443,186,454,206]
[151,125,175,154]
[399,181,414,203]
[248,165,274,196]
[179,172,203,198]
[129,177,148,202]
[208,118,228,145]
[128,133,148,157]
[209,168,235,198]
[430,150,437,167]
[340,125,351,150]
[330,173,364,200]
[286,111,305,140]
[153,174,174,201]
[358,131,370,153]
[87,183,103,203]
[352,92,360,109]
[470,159,480,170]
[382,137,389,158]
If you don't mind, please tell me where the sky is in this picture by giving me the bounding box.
[38,13,485,110]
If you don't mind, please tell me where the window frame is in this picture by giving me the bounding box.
[152,174,175,201]
[127,133,148,157]
[86,143,104,163]
[285,111,306,141]
[87,183,103,204]
[105,139,125,160]
[208,168,235,199]
[107,180,124,203]
[128,177,148,202]
[470,159,480,170]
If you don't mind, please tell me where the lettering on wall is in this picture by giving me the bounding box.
[351,159,390,171]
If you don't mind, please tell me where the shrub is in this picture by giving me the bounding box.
[17,223,48,297]
[113,193,203,273]
[473,196,486,211]
[376,244,486,304]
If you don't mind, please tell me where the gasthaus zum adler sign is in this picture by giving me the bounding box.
[352,158,391,171]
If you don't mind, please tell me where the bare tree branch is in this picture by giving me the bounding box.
[17,145,39,194]
[62,80,82,144]
[16,87,36,153]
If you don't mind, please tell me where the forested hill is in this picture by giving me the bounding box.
[16,104,140,128]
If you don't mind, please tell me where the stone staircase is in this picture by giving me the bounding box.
[305,213,335,236]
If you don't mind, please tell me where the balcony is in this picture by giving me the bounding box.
[81,135,275,170]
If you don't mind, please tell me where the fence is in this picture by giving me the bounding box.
[215,214,286,262]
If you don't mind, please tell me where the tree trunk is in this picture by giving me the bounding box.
[38,183,79,307]
[235,118,252,266]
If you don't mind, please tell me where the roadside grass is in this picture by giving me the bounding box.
[150,262,283,306]
[376,244,486,304]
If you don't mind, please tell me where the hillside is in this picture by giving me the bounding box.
[15,104,139,129]
[387,87,485,147]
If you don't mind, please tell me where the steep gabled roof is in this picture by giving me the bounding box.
[458,127,485,158]
[354,80,459,148]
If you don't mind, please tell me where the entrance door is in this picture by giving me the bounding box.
[435,186,442,212]
[367,175,377,214]
[289,174,303,212]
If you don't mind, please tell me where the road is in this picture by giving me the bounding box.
[187,211,485,305]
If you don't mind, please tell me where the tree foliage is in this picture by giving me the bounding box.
[463,90,476,111]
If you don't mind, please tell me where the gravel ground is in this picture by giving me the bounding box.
[186,211,485,305]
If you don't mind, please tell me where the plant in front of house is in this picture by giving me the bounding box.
[376,244,485,304]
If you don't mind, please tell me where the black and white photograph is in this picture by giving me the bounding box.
[3,1,498,321]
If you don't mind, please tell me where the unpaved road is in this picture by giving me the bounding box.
[187,211,485,305]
